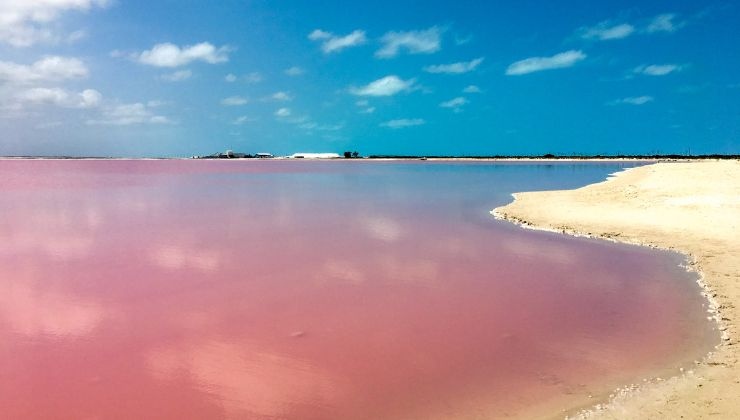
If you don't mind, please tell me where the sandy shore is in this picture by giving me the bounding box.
[493,160,740,419]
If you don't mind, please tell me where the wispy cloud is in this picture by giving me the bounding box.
[87,102,172,126]
[580,21,635,40]
[350,75,415,96]
[270,91,293,101]
[634,64,682,76]
[308,29,366,54]
[161,69,192,82]
[284,66,304,76]
[355,100,375,114]
[454,33,473,46]
[137,42,230,67]
[244,72,262,83]
[647,13,684,33]
[376,26,442,58]
[609,96,654,105]
[380,118,425,129]
[220,96,248,106]
[224,73,237,82]
[299,122,344,132]
[147,100,169,108]
[0,0,109,47]
[506,50,586,76]
[424,57,484,74]
[462,85,481,93]
[439,96,468,112]
[275,107,291,117]
[232,116,254,125]
[66,29,86,44]
[0,56,88,84]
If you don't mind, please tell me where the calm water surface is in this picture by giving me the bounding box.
[0,160,717,419]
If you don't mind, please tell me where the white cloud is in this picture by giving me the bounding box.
[581,21,635,40]
[439,96,468,110]
[137,42,230,67]
[0,56,88,84]
[14,87,101,109]
[380,118,425,129]
[634,64,682,76]
[424,57,484,74]
[359,107,375,114]
[275,107,291,117]
[462,85,481,93]
[15,87,69,105]
[220,96,248,106]
[161,69,192,82]
[222,72,262,83]
[610,96,654,105]
[0,0,108,47]
[284,66,304,76]
[355,100,368,107]
[308,29,366,54]
[149,116,170,124]
[87,102,171,125]
[308,29,331,40]
[350,75,415,96]
[647,13,683,33]
[376,26,442,58]
[78,89,102,108]
[271,91,292,101]
[506,50,586,76]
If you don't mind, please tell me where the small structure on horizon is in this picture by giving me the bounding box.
[255,153,274,158]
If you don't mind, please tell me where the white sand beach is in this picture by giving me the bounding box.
[494,160,740,419]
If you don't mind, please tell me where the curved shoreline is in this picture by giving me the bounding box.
[492,161,740,419]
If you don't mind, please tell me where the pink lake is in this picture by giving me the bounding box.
[0,159,717,419]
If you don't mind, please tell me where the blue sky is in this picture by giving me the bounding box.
[0,0,737,157]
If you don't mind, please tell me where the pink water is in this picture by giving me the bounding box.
[0,160,716,419]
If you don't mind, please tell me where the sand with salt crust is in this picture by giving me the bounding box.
[493,160,740,419]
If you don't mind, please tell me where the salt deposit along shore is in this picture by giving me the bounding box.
[493,160,740,419]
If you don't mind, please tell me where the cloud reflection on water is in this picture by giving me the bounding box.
[147,339,345,418]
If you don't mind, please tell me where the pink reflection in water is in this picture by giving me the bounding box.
[0,160,715,419]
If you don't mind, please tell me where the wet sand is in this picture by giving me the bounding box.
[493,160,740,419]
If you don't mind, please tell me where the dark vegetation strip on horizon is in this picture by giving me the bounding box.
[1,154,739,160]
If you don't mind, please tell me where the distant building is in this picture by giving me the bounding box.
[288,152,341,159]
[255,153,274,158]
